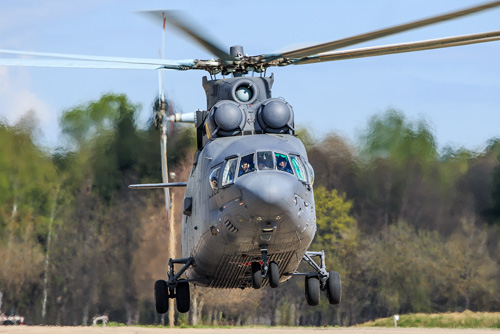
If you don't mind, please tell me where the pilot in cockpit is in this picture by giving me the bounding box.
[276,154,293,174]
[238,154,255,176]
[241,162,250,174]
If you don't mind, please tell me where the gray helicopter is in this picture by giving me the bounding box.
[1,1,500,314]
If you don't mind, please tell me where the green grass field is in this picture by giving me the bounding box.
[359,310,500,328]
[102,311,500,329]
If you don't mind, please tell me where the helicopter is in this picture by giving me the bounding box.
[1,1,500,314]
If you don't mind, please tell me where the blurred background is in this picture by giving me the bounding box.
[0,0,499,327]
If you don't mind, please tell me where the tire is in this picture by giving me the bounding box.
[326,271,342,305]
[176,281,191,313]
[269,261,280,288]
[251,262,262,289]
[154,279,169,314]
[305,276,320,306]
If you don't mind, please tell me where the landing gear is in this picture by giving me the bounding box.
[285,251,342,306]
[176,281,191,313]
[305,276,320,306]
[251,262,262,289]
[326,271,342,305]
[154,257,194,314]
[251,245,280,289]
[269,261,280,288]
[154,279,169,314]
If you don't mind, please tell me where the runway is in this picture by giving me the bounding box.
[0,327,496,334]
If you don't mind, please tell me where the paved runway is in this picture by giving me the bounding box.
[0,327,497,334]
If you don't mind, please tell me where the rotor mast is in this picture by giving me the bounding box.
[230,45,245,77]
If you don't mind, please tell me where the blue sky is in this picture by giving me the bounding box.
[0,0,499,151]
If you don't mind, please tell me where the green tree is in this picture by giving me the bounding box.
[359,222,441,316]
[444,218,497,310]
[358,109,437,166]
[354,109,441,230]
[0,117,59,321]
[314,187,356,247]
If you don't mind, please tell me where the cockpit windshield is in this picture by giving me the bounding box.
[238,153,255,176]
[257,151,274,170]
[275,153,293,174]
[234,151,308,184]
[290,155,306,182]
[222,157,238,187]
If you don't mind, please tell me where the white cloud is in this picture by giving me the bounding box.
[0,67,59,146]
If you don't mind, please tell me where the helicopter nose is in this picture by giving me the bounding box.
[237,172,295,216]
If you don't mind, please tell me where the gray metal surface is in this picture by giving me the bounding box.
[181,131,316,288]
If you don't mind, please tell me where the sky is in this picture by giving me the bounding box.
[0,0,499,152]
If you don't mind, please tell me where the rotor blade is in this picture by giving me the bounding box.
[273,0,500,60]
[138,10,234,61]
[0,59,161,69]
[129,182,187,189]
[291,31,500,65]
[158,13,167,103]
[0,49,196,69]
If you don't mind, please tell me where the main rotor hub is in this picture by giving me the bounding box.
[230,45,244,58]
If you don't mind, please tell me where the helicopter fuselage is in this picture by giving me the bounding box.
[182,133,316,288]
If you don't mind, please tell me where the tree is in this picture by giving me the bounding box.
[444,218,497,310]
[0,116,59,320]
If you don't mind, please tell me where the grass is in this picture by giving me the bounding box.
[358,310,500,329]
[102,312,500,329]
[106,322,232,329]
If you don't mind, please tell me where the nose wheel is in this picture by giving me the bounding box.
[269,261,280,288]
[251,245,280,289]
[251,262,262,289]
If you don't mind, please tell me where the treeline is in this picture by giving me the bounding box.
[0,95,499,326]
[0,94,194,325]
[302,110,500,325]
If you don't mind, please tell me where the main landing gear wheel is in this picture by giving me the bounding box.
[251,262,262,289]
[326,271,342,305]
[305,276,320,306]
[154,280,169,314]
[269,261,280,288]
[176,281,191,313]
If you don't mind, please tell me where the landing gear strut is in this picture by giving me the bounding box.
[154,257,194,314]
[285,251,341,306]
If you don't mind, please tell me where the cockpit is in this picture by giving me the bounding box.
[210,151,314,191]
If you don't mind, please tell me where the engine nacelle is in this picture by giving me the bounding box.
[199,75,294,147]
[257,98,294,134]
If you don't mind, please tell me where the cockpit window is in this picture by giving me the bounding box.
[275,153,293,174]
[257,151,274,170]
[238,153,255,176]
[305,161,315,185]
[290,155,306,182]
[222,158,238,187]
[209,166,221,190]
